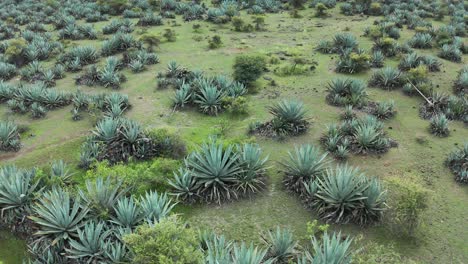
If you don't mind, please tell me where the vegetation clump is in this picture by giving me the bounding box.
[445,143,468,184]
[249,99,310,139]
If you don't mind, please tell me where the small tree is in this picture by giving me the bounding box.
[232,17,245,32]
[5,38,27,66]
[252,16,265,31]
[139,33,160,51]
[233,54,266,85]
[388,177,429,238]
[124,216,204,264]
[163,29,176,42]
[208,35,222,49]
[315,3,328,17]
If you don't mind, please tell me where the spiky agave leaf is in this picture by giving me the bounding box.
[309,232,353,264]
[358,178,387,225]
[29,188,89,245]
[203,232,233,264]
[280,144,329,194]
[50,159,74,185]
[79,177,126,218]
[0,120,21,151]
[262,227,298,263]
[0,166,39,220]
[315,165,368,224]
[231,242,271,264]
[236,143,269,195]
[185,139,242,203]
[65,221,111,262]
[139,191,175,224]
[168,167,199,203]
[195,84,224,115]
[110,196,142,229]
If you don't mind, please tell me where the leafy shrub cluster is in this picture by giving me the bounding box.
[170,138,269,204]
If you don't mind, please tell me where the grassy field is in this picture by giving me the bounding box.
[0,5,467,264]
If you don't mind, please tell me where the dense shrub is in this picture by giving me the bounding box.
[124,216,204,264]
[233,54,266,85]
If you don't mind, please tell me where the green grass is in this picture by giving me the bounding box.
[0,6,467,263]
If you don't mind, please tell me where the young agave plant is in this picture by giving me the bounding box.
[0,120,21,151]
[262,227,298,263]
[281,144,329,194]
[79,177,126,218]
[445,142,468,184]
[173,83,192,109]
[29,188,90,245]
[236,143,269,195]
[0,166,39,221]
[429,114,449,137]
[368,67,404,90]
[371,100,396,120]
[231,242,271,264]
[110,196,142,229]
[168,168,199,203]
[268,99,309,136]
[50,159,74,185]
[65,221,111,262]
[139,191,176,224]
[309,232,353,264]
[203,232,232,264]
[358,178,387,225]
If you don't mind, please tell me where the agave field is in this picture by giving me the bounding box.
[0,0,467,263]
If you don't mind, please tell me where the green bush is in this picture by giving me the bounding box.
[387,177,429,237]
[124,216,204,264]
[233,55,266,85]
[84,158,181,195]
[208,35,222,49]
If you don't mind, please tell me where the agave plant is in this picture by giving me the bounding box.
[326,78,368,107]
[92,117,120,143]
[139,191,175,224]
[369,67,405,90]
[195,84,224,115]
[0,120,21,151]
[173,83,192,109]
[236,143,269,195]
[49,160,74,185]
[314,165,368,223]
[352,120,389,154]
[110,196,142,229]
[445,142,468,184]
[65,221,111,262]
[371,100,396,120]
[429,114,449,137]
[204,233,232,264]
[408,33,433,49]
[358,178,387,225]
[79,177,126,218]
[262,227,298,263]
[268,100,309,136]
[185,139,241,203]
[231,242,270,264]
[168,168,199,203]
[309,232,353,264]
[0,166,39,221]
[438,44,462,62]
[281,144,329,194]
[30,188,89,244]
